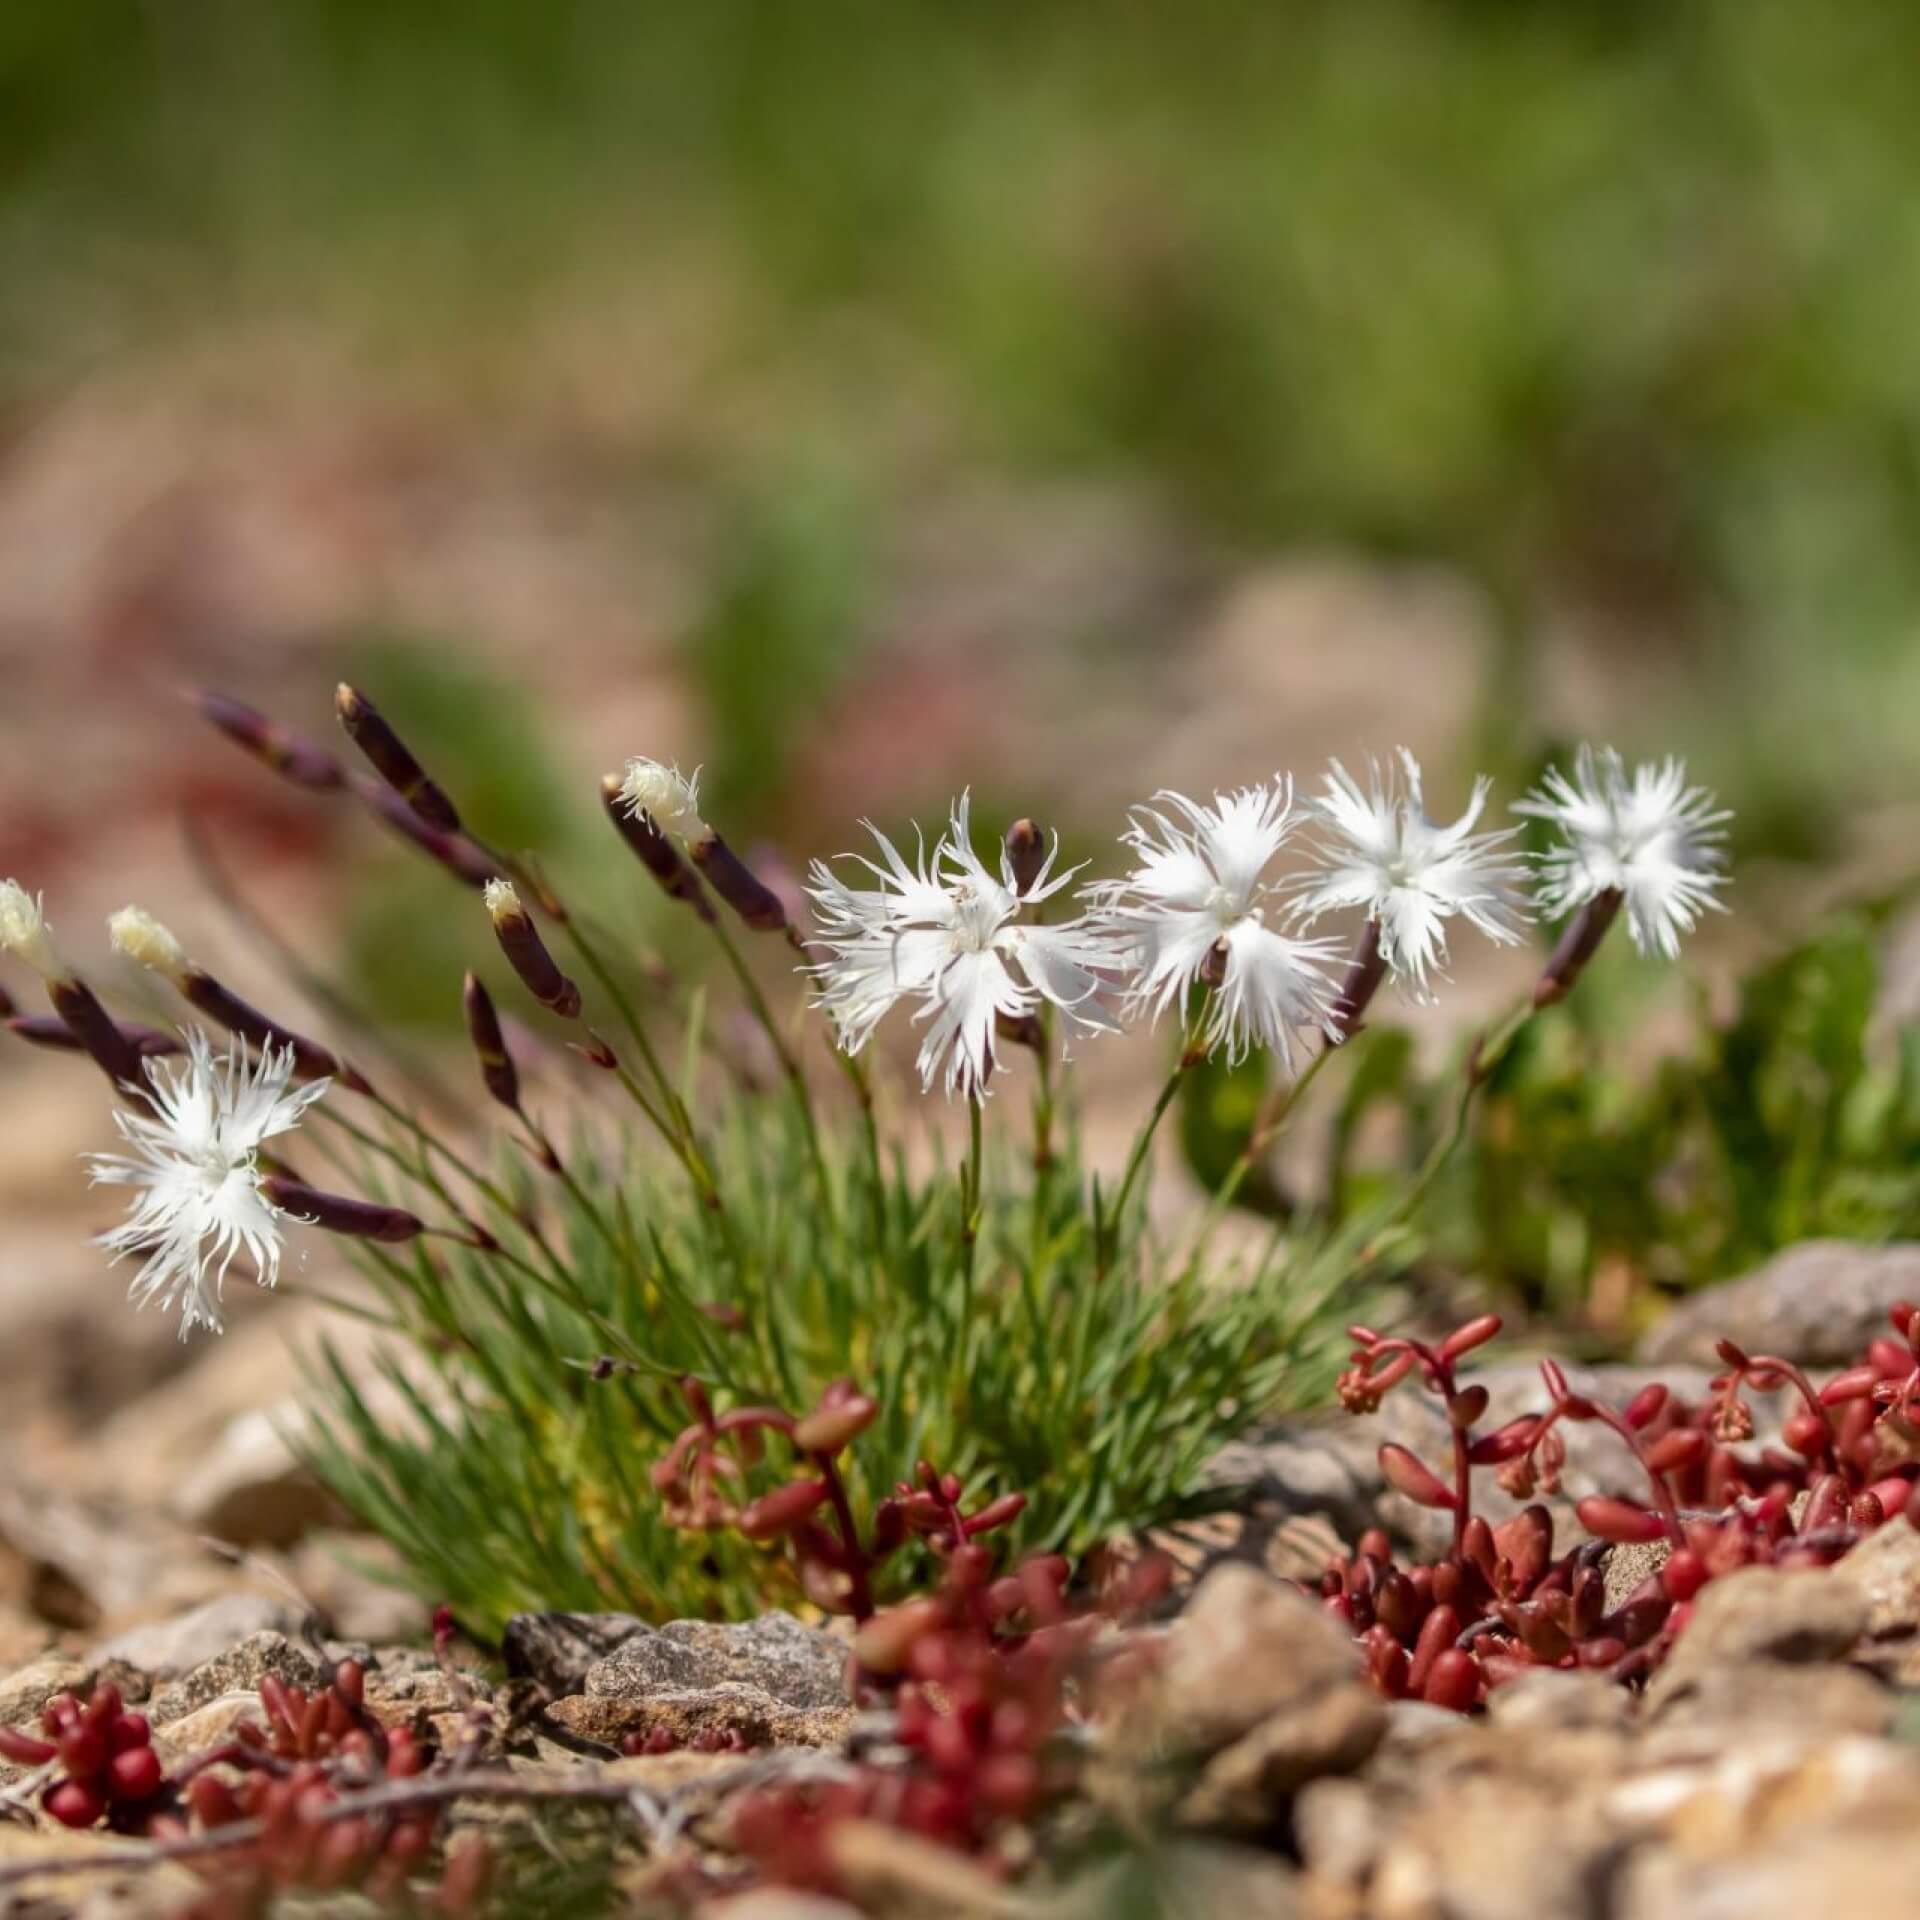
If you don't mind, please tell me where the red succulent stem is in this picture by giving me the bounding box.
[1743,1353,1840,1476]
[1549,1384,1686,1548]
[1358,1333,1474,1552]
[813,1453,875,1624]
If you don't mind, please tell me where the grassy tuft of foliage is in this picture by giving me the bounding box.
[303,1060,1373,1639]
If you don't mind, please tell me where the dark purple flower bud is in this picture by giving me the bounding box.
[335,684,461,833]
[597,775,714,922]
[193,690,344,791]
[485,881,581,1018]
[107,906,364,1092]
[1534,887,1624,1009]
[355,778,498,888]
[688,836,788,933]
[462,972,520,1111]
[8,1015,181,1057]
[48,977,148,1093]
[1004,818,1049,896]
[1198,935,1231,991]
[1329,916,1388,1041]
[994,1010,1044,1052]
[260,1176,425,1243]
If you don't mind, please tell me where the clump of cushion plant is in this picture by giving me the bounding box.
[0,685,1731,1631]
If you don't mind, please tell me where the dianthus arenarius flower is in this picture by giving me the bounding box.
[1088,779,1338,1065]
[806,796,1117,1097]
[1295,750,1528,996]
[86,1030,328,1337]
[1515,745,1730,960]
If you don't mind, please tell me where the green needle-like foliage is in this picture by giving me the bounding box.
[301,1071,1371,1639]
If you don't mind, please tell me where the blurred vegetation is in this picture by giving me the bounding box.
[6,1,1920,841]
[1189,892,1920,1339]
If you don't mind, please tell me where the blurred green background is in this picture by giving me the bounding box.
[6,0,1920,859]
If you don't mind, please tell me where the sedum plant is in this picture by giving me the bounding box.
[0,689,1730,1636]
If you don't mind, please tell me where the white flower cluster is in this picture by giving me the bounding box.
[806,747,1729,1097]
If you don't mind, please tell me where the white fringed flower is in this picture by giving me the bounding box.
[1515,746,1730,959]
[1296,750,1528,994]
[0,879,61,979]
[617,759,710,845]
[806,796,1116,1097]
[1090,780,1338,1065]
[86,1030,329,1338]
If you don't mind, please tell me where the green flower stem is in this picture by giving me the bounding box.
[707,911,831,1215]
[1212,1041,1336,1215]
[1103,1028,1203,1273]
[1363,995,1536,1259]
[562,919,703,1157]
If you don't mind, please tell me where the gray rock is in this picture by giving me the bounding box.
[94,1592,298,1679]
[1644,1662,1893,1743]
[0,1656,89,1731]
[1091,1567,1385,1834]
[1637,1241,1920,1368]
[1181,1688,1388,1833]
[148,1629,326,1725]
[597,1613,849,1712]
[1152,1565,1371,1757]
[502,1611,649,1694]
[546,1610,852,1749]
[1485,1668,1632,1733]
[1647,1566,1867,1709]
[1832,1518,1920,1638]
[1602,1538,1674,1616]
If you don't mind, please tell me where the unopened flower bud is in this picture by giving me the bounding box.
[691,837,788,932]
[261,1177,425,1244]
[107,907,191,987]
[1004,818,1048,896]
[0,880,62,980]
[48,977,149,1094]
[335,684,460,833]
[8,1015,181,1058]
[994,1009,1044,1052]
[194,690,344,790]
[598,774,714,921]
[461,973,520,1111]
[111,909,360,1091]
[1534,887,1624,1008]
[484,881,581,1018]
[1198,935,1231,991]
[355,777,497,888]
[1328,917,1389,1041]
[617,756,710,840]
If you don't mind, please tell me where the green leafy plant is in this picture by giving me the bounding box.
[1199,901,1920,1336]
[301,1085,1363,1637]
